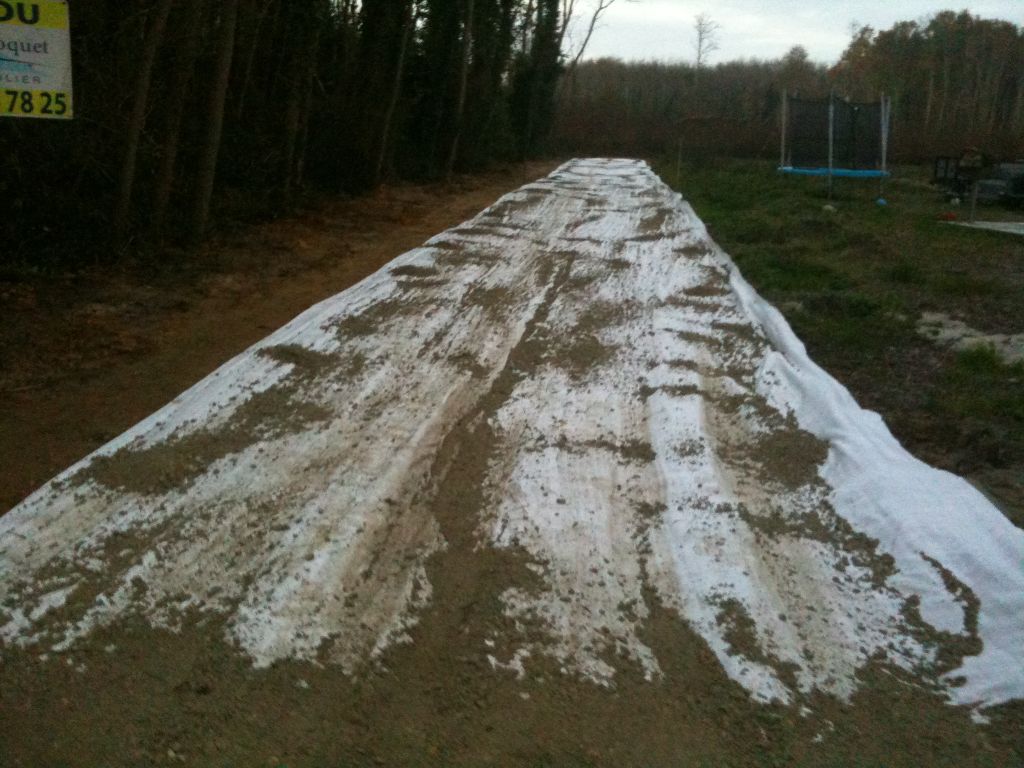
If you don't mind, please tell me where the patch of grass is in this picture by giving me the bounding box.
[930,348,1024,451]
[728,216,788,245]
[923,346,1024,483]
[741,253,851,294]
[930,272,1004,298]
[803,290,883,319]
[792,291,914,371]
[656,157,1024,526]
[955,345,1008,374]
[881,261,926,285]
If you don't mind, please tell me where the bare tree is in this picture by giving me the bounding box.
[565,0,624,71]
[557,0,578,51]
[694,12,719,70]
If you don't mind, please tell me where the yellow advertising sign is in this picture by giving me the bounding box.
[0,1,73,119]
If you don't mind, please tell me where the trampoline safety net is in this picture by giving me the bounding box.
[785,97,884,170]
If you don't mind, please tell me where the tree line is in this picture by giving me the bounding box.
[833,12,1024,159]
[0,0,566,265]
[554,11,1024,164]
[5,6,1019,268]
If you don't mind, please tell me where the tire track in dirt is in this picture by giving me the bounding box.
[470,161,979,706]
[0,182,589,670]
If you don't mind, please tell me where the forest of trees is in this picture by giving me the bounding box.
[3,6,1022,267]
[0,0,567,265]
[554,11,1024,164]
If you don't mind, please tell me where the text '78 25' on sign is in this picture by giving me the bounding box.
[2,88,68,116]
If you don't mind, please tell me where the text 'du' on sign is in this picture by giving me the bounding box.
[0,1,73,119]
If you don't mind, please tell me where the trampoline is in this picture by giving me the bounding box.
[779,92,892,195]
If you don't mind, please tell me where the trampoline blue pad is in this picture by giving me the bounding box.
[778,166,890,179]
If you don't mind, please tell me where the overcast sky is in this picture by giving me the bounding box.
[572,1,1022,65]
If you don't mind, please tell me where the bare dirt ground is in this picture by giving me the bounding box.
[1,160,1022,768]
[0,162,557,515]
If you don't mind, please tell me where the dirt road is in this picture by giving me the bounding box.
[1,160,1022,767]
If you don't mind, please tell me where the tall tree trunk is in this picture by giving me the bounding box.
[152,0,205,241]
[556,0,576,52]
[373,1,414,187]
[969,58,985,134]
[924,68,935,130]
[521,0,535,52]
[444,0,475,181]
[234,0,275,121]
[1014,76,1024,132]
[189,0,239,246]
[294,26,319,191]
[937,56,950,130]
[282,5,320,207]
[986,60,1007,134]
[280,18,305,207]
[112,0,173,249]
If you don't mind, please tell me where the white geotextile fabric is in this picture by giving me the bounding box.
[727,250,1024,708]
[1,159,1021,714]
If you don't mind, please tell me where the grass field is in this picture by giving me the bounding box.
[658,158,1024,529]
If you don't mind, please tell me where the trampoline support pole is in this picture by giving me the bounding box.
[879,93,889,199]
[780,89,787,169]
[827,93,835,200]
